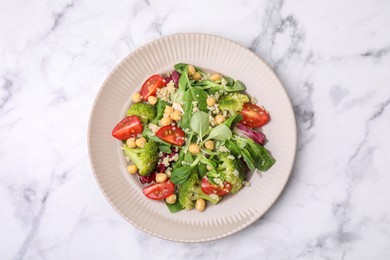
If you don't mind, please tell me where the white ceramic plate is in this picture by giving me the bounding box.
[88,33,297,242]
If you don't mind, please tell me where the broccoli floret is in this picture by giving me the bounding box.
[127,103,156,124]
[178,172,221,210]
[123,140,158,176]
[217,154,246,193]
[218,93,249,114]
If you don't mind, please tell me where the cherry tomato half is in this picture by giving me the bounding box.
[140,75,166,101]
[112,115,143,140]
[142,181,175,200]
[155,125,185,146]
[201,177,231,196]
[240,103,269,128]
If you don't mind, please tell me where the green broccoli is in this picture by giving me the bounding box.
[122,140,159,176]
[127,103,156,124]
[178,172,221,210]
[218,93,249,114]
[217,154,246,193]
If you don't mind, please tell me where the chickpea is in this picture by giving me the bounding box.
[187,65,196,76]
[206,97,216,107]
[189,143,200,154]
[204,140,215,150]
[164,106,174,117]
[170,110,182,121]
[156,173,168,183]
[160,117,172,126]
[195,198,206,212]
[132,92,142,103]
[126,138,136,148]
[206,165,213,171]
[127,165,138,174]
[192,72,202,81]
[148,96,158,105]
[165,194,177,204]
[215,114,226,125]
[135,137,147,148]
[210,73,222,82]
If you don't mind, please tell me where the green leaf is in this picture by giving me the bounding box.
[223,76,234,86]
[206,124,232,141]
[158,145,171,153]
[180,89,193,129]
[225,139,241,156]
[174,63,187,73]
[224,114,243,128]
[248,142,276,171]
[165,200,184,213]
[190,111,210,137]
[197,163,208,178]
[191,88,208,111]
[241,149,255,172]
[142,128,171,146]
[178,67,191,92]
[225,80,246,92]
[151,99,168,124]
[170,166,194,185]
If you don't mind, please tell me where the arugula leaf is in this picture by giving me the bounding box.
[190,111,210,137]
[224,114,243,128]
[170,166,194,185]
[165,200,184,213]
[206,124,232,141]
[151,99,168,124]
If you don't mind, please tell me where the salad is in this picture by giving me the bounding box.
[111,63,275,213]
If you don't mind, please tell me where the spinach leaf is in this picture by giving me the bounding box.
[225,80,246,92]
[174,63,187,73]
[223,76,234,86]
[178,67,191,92]
[191,88,208,111]
[241,149,255,172]
[190,111,210,137]
[151,99,168,124]
[180,89,193,129]
[225,139,241,156]
[170,166,194,185]
[142,128,171,146]
[197,163,208,178]
[165,200,184,213]
[248,142,276,171]
[206,124,232,141]
[224,114,243,128]
[158,145,171,153]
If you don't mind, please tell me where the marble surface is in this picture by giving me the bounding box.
[1,0,390,259]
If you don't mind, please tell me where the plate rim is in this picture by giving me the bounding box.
[87,33,297,242]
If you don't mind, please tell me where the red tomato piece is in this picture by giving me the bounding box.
[201,177,231,196]
[155,126,186,146]
[142,181,175,200]
[140,75,166,101]
[112,115,143,140]
[240,103,269,128]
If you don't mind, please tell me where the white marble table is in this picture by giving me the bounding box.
[1,0,390,259]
